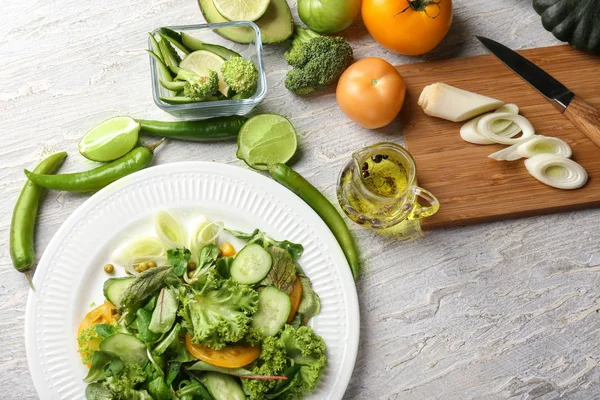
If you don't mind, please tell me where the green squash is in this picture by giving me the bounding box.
[533,0,600,53]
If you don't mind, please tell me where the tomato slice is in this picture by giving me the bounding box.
[185,334,261,368]
[77,301,118,366]
[287,278,303,323]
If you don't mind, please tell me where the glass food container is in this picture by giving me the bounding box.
[148,21,267,120]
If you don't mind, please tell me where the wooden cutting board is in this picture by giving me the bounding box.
[396,45,600,230]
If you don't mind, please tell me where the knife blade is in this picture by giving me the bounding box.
[476,36,600,149]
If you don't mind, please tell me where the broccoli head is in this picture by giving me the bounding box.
[284,27,353,95]
[174,68,219,100]
[221,57,259,98]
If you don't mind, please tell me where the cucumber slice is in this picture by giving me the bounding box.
[160,80,187,91]
[156,27,183,43]
[99,333,148,365]
[204,372,245,400]
[159,33,190,56]
[230,243,272,284]
[180,32,241,60]
[103,277,134,308]
[252,286,291,336]
[159,96,219,104]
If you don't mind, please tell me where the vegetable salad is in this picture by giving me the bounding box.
[78,211,325,400]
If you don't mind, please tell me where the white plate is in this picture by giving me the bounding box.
[25,162,359,400]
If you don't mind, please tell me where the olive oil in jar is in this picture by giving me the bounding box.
[338,151,411,228]
[360,154,409,197]
[337,142,439,229]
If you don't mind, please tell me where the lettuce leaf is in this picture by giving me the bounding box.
[179,273,258,349]
[242,325,327,400]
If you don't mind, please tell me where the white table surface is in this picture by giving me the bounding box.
[2,0,599,399]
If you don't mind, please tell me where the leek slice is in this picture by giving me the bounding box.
[517,136,572,159]
[476,113,535,145]
[155,211,187,249]
[461,104,521,145]
[418,82,504,122]
[189,218,224,262]
[114,236,166,266]
[524,154,587,190]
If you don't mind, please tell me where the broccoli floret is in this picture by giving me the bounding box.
[221,57,259,98]
[284,27,353,95]
[174,68,219,100]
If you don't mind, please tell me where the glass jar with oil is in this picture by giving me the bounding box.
[337,142,439,228]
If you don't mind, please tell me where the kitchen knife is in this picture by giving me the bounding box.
[476,36,600,149]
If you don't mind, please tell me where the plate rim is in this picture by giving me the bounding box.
[25,161,360,400]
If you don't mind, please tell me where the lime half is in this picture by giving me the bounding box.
[237,114,297,170]
[212,0,270,21]
[180,50,230,97]
[78,116,140,162]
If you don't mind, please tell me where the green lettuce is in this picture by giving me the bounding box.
[243,325,327,400]
[102,362,147,397]
[179,272,258,349]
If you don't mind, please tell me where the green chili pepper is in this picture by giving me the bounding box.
[137,116,247,142]
[269,163,360,280]
[10,152,67,282]
[24,140,163,193]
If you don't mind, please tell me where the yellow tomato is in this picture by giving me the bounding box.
[336,58,406,129]
[362,0,453,55]
[287,278,303,323]
[77,301,117,366]
[185,334,261,368]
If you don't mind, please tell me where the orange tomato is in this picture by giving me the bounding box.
[77,301,118,365]
[362,0,453,55]
[336,58,406,129]
[287,278,303,323]
[185,334,261,368]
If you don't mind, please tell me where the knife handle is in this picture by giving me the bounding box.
[563,96,600,149]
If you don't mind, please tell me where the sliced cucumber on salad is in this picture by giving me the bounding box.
[252,286,292,336]
[204,372,246,400]
[230,243,272,284]
[103,277,134,308]
[99,333,148,365]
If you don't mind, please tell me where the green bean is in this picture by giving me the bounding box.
[148,33,164,63]
[137,116,247,142]
[269,163,360,280]
[10,152,67,281]
[147,50,173,84]
[24,140,163,193]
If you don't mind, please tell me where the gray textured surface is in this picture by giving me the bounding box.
[1,0,599,399]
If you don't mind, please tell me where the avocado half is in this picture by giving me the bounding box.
[198,0,294,44]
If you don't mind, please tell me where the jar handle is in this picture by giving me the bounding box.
[407,186,440,220]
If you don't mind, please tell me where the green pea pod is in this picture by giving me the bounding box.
[137,116,247,142]
[268,163,360,280]
[24,141,163,193]
[10,152,67,281]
